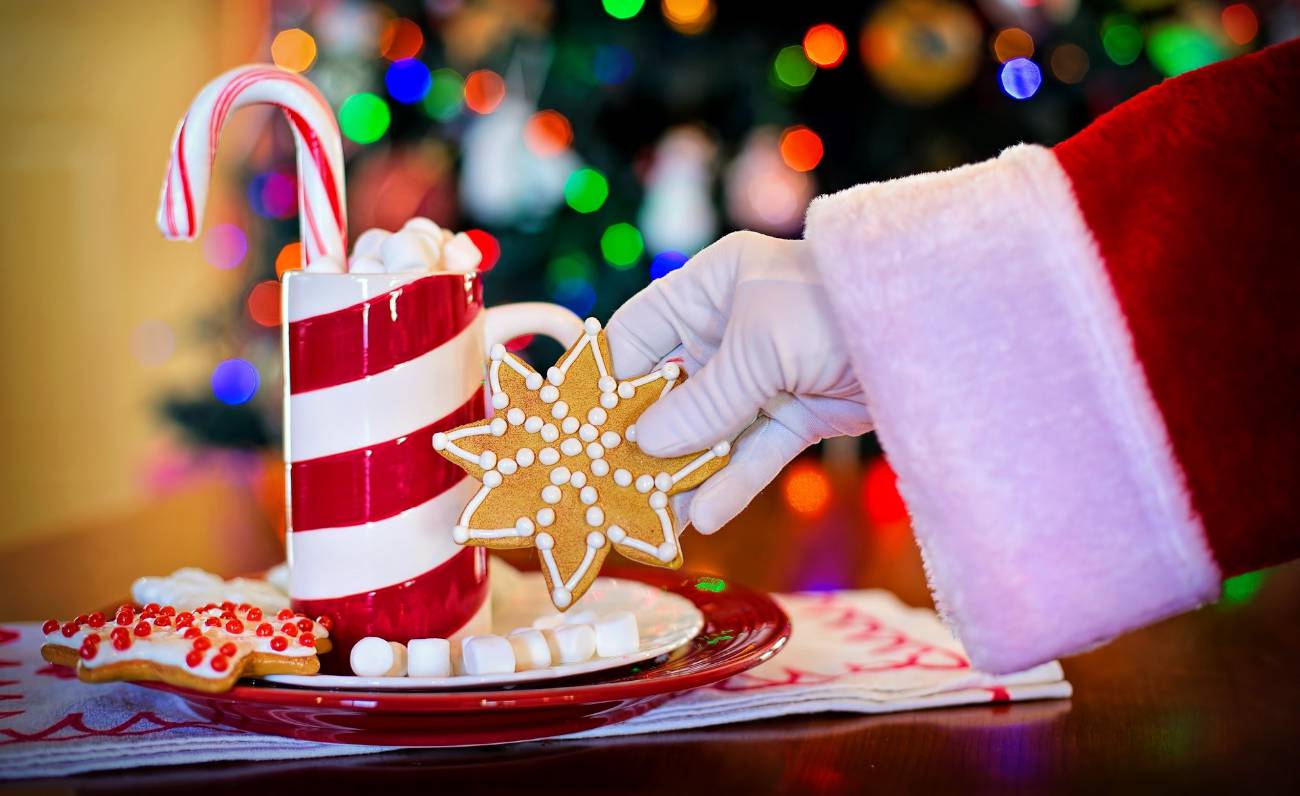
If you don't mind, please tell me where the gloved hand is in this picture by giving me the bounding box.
[606,230,873,534]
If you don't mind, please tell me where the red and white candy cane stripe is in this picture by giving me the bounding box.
[284,272,490,658]
[157,64,347,269]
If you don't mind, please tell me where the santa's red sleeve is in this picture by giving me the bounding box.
[803,39,1300,674]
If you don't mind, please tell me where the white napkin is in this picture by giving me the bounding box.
[0,590,1069,780]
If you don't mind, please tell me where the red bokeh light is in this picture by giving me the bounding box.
[780,125,824,172]
[247,280,281,327]
[465,229,501,271]
[862,457,907,524]
[803,24,847,68]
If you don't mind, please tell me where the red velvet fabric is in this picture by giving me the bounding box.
[1055,40,1300,577]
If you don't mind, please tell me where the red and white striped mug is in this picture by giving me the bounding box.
[281,269,582,667]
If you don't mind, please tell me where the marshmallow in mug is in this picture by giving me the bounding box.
[307,217,483,274]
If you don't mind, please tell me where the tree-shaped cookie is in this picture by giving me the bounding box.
[434,317,730,609]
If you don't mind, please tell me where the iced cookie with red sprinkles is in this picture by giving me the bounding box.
[39,602,333,693]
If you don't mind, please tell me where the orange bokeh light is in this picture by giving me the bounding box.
[992,27,1035,63]
[524,110,574,157]
[380,18,424,61]
[464,70,506,114]
[862,457,907,524]
[1221,4,1259,45]
[663,0,715,35]
[803,24,847,68]
[779,125,824,172]
[247,280,282,327]
[782,460,832,517]
[271,28,317,73]
[274,242,302,278]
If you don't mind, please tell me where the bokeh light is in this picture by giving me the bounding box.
[601,223,645,269]
[603,0,645,20]
[1000,57,1042,100]
[774,45,816,88]
[1221,569,1266,604]
[593,45,635,85]
[247,280,281,327]
[779,125,824,172]
[248,171,296,219]
[464,70,506,114]
[1050,44,1090,84]
[546,253,595,291]
[650,250,688,280]
[271,28,317,73]
[663,0,715,35]
[564,167,610,213]
[202,223,247,270]
[275,242,302,278]
[803,24,847,68]
[1101,15,1143,66]
[385,58,432,104]
[553,279,597,317]
[130,319,174,367]
[338,92,391,144]
[423,68,465,120]
[379,18,424,61]
[1147,25,1226,78]
[1221,4,1259,46]
[992,27,1034,63]
[464,229,501,270]
[524,110,574,157]
[862,457,907,524]
[211,359,259,405]
[782,460,831,517]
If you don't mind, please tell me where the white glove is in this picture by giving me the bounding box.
[606,231,873,534]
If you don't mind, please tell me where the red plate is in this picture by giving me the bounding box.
[137,569,789,746]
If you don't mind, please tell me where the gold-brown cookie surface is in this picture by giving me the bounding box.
[434,318,731,610]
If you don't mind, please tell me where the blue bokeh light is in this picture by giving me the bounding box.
[1000,57,1042,100]
[211,358,259,405]
[248,171,296,219]
[593,45,634,85]
[650,251,689,280]
[553,280,597,317]
[385,59,432,104]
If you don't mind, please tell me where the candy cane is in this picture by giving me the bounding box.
[158,64,347,270]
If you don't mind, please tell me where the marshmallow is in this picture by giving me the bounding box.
[442,232,483,272]
[407,638,452,677]
[349,255,385,273]
[507,628,553,671]
[381,229,440,273]
[352,228,391,258]
[594,611,640,657]
[563,609,598,625]
[532,613,565,630]
[402,217,445,239]
[461,634,516,675]
[350,636,395,677]
[386,641,408,677]
[544,623,597,665]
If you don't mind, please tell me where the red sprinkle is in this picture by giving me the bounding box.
[296,618,313,633]
[61,622,78,638]
[144,603,160,613]
[110,627,129,642]
[175,612,194,627]
[116,603,133,613]
[159,605,176,617]
[220,601,235,611]
[193,636,212,651]
[270,636,288,652]
[246,607,263,621]
[315,615,334,633]
[183,627,202,640]
[210,655,229,672]
[219,642,238,657]
[79,641,97,660]
[116,611,134,626]
[84,632,101,644]
[204,617,222,627]
[133,621,151,638]
[186,650,203,667]
[299,633,315,648]
[75,614,89,626]
[256,623,273,637]
[225,619,244,634]
[42,619,59,635]
[276,608,294,620]
[87,611,105,628]
[281,623,298,637]
[238,603,251,611]
[113,634,131,651]
[154,615,172,627]
[220,611,236,622]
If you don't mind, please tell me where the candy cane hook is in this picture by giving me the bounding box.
[158,64,348,270]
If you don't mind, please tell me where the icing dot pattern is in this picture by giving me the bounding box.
[433,322,731,609]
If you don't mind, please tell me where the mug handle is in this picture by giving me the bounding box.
[483,302,585,350]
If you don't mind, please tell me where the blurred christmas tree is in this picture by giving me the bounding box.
[162,0,1292,454]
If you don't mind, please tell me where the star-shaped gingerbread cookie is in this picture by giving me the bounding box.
[434,317,731,610]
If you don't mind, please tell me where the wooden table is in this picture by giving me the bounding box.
[3,461,1298,792]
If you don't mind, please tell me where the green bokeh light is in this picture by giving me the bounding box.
[1101,16,1143,66]
[1147,25,1226,77]
[600,222,644,269]
[602,0,645,20]
[774,45,816,88]
[339,92,391,144]
[695,577,727,593]
[545,253,594,291]
[1221,570,1266,604]
[423,68,465,121]
[565,168,610,214]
